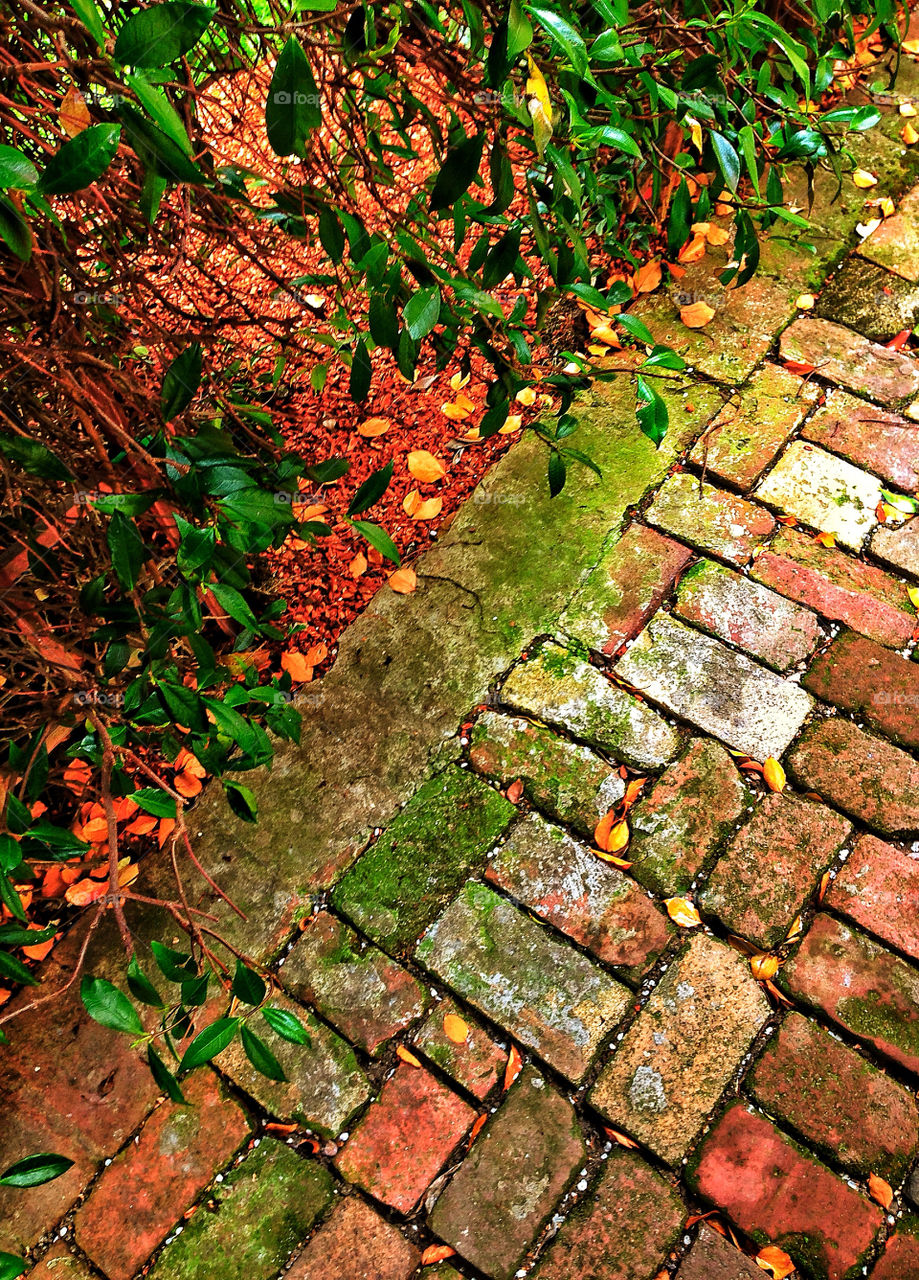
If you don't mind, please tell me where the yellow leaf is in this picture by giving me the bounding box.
[358,416,391,438]
[902,121,919,145]
[443,1012,469,1044]
[677,234,708,263]
[907,585,919,609]
[389,567,417,594]
[500,415,523,434]
[815,530,836,547]
[411,496,443,521]
[868,1172,893,1208]
[665,897,702,928]
[785,914,804,943]
[516,387,538,406]
[397,1045,422,1067]
[594,849,632,869]
[852,168,878,188]
[594,811,629,852]
[686,114,703,152]
[588,323,621,348]
[59,84,91,137]
[680,300,716,328]
[462,427,482,442]
[450,371,471,390]
[879,196,896,217]
[442,401,472,421]
[763,757,786,793]
[796,293,815,310]
[705,225,731,246]
[902,38,919,53]
[407,449,446,482]
[755,1245,796,1279]
[751,954,780,980]
[604,1126,640,1149]
[403,488,421,516]
[633,259,662,293]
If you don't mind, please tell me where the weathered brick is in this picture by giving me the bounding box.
[870,1217,919,1280]
[782,914,919,1076]
[413,998,507,1100]
[335,1063,475,1214]
[150,1140,334,1280]
[534,1148,684,1280]
[216,995,370,1136]
[74,1072,250,1280]
[281,912,428,1055]
[615,613,813,761]
[860,183,919,281]
[332,767,514,954]
[786,717,919,836]
[589,934,770,1166]
[802,389,919,493]
[804,630,919,750]
[468,711,625,837]
[754,441,883,550]
[871,517,919,579]
[674,559,820,671]
[826,833,919,961]
[747,1011,919,1181]
[500,643,682,769]
[627,737,748,896]
[559,523,693,655]
[751,527,916,649]
[700,793,851,949]
[689,1102,883,1280]
[286,1196,419,1280]
[428,1066,586,1280]
[28,1245,95,1280]
[813,255,919,343]
[780,317,919,405]
[690,362,819,490]
[485,812,674,980]
[417,881,631,1083]
[644,472,775,566]
[676,1224,764,1280]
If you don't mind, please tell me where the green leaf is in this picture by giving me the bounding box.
[241,1025,287,1081]
[587,125,640,158]
[710,132,740,194]
[507,0,533,58]
[527,5,588,75]
[68,0,106,46]
[0,434,71,480]
[107,511,146,592]
[39,124,120,195]
[231,959,266,1006]
[547,451,566,497]
[150,940,196,981]
[148,1047,187,1103]
[0,1153,74,1189]
[224,780,258,823]
[178,1016,239,1071]
[430,134,484,211]
[635,374,668,446]
[819,105,881,131]
[349,337,372,402]
[174,514,215,576]
[0,197,31,262]
[124,73,193,155]
[266,36,321,157]
[119,105,205,185]
[0,147,38,189]
[318,206,345,263]
[0,949,37,986]
[0,837,21,875]
[262,1005,312,1045]
[642,344,685,371]
[350,519,400,564]
[127,956,164,1007]
[131,788,177,817]
[403,287,441,340]
[80,976,144,1035]
[0,1252,26,1280]
[209,581,259,631]
[346,460,393,517]
[617,313,655,346]
[305,457,349,485]
[114,1,215,66]
[161,343,203,421]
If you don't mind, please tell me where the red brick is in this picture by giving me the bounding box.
[689,1102,883,1280]
[645,472,775,566]
[871,517,919,580]
[676,1224,764,1280]
[826,833,919,961]
[802,389,919,494]
[751,528,916,649]
[287,1195,419,1280]
[28,1245,95,1280]
[534,1148,684,1280]
[780,317,919,405]
[74,1071,250,1280]
[787,717,919,836]
[783,913,919,1076]
[804,631,919,751]
[413,998,507,1101]
[746,1011,919,1180]
[870,1221,919,1280]
[335,1063,475,1213]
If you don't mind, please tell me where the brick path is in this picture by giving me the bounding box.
[7,61,919,1280]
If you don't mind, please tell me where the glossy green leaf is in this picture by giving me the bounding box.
[178,1017,239,1071]
[404,286,441,340]
[161,343,203,420]
[0,147,38,189]
[39,124,120,195]
[351,519,400,564]
[80,976,144,1035]
[0,1153,74,1189]
[241,1025,287,1081]
[148,1046,187,1103]
[231,959,266,1005]
[114,1,215,67]
[346,460,394,516]
[0,1252,26,1280]
[262,1005,312,1045]
[430,134,484,210]
[266,36,321,157]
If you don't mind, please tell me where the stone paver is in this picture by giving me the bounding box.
[615,613,813,761]
[802,389,919,493]
[428,1066,585,1280]
[699,792,852,949]
[860,182,919,280]
[676,1225,764,1280]
[746,1011,919,1181]
[589,934,770,1166]
[787,716,919,836]
[416,881,631,1082]
[870,1217,919,1280]
[468,710,625,836]
[690,362,819,490]
[286,1196,419,1280]
[644,471,775,565]
[804,629,919,750]
[559,522,693,655]
[814,255,919,342]
[751,526,917,648]
[674,558,821,671]
[281,912,429,1055]
[780,316,919,405]
[534,1148,685,1280]
[754,440,884,549]
[627,737,748,896]
[871,516,919,579]
[413,998,507,1100]
[500,642,682,769]
[485,812,674,979]
[28,1246,95,1280]
[783,913,919,1076]
[335,1063,475,1213]
[826,832,919,961]
[688,1102,883,1280]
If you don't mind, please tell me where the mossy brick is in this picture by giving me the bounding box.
[416,881,631,1083]
[699,793,852,950]
[689,361,820,491]
[559,522,693,656]
[627,737,748,896]
[281,911,428,1055]
[676,1224,764,1280]
[860,182,919,282]
[286,1196,419,1280]
[533,1147,684,1280]
[804,630,919,751]
[467,710,624,837]
[871,517,919,580]
[335,1063,475,1214]
[870,1215,919,1280]
[589,934,770,1167]
[485,812,674,981]
[216,994,370,1137]
[27,1246,95,1280]
[674,559,820,672]
[746,1011,919,1182]
[614,614,813,761]
[644,472,776,566]
[332,767,514,954]
[826,832,919,961]
[688,1102,883,1280]
[149,1139,335,1280]
[428,1065,586,1280]
[751,527,916,649]
[780,317,919,407]
[500,642,682,770]
[802,389,919,494]
[781,913,919,1077]
[786,717,919,836]
[413,997,507,1100]
[754,441,884,552]
[813,255,919,343]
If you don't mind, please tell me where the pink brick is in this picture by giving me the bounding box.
[826,833,919,962]
[802,389,919,493]
[780,318,919,405]
[287,1196,419,1279]
[803,630,919,751]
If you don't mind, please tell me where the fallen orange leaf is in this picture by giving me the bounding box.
[174,769,204,798]
[397,1045,422,1068]
[357,416,391,438]
[622,778,646,809]
[281,650,313,682]
[594,812,629,853]
[868,1172,893,1208]
[852,168,878,188]
[349,551,367,578]
[407,450,446,482]
[818,869,831,901]
[604,1127,640,1149]
[677,234,708,264]
[902,121,919,145]
[750,954,780,980]
[504,1043,523,1089]
[681,300,716,328]
[412,496,443,521]
[756,1245,796,1278]
[59,83,91,136]
[442,401,473,421]
[421,1245,456,1265]
[443,1012,469,1044]
[468,1112,488,1146]
[633,259,662,293]
[763,757,786,793]
[403,488,422,516]
[389,567,417,594]
[783,360,815,376]
[815,530,836,548]
[506,779,524,804]
[665,897,702,927]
